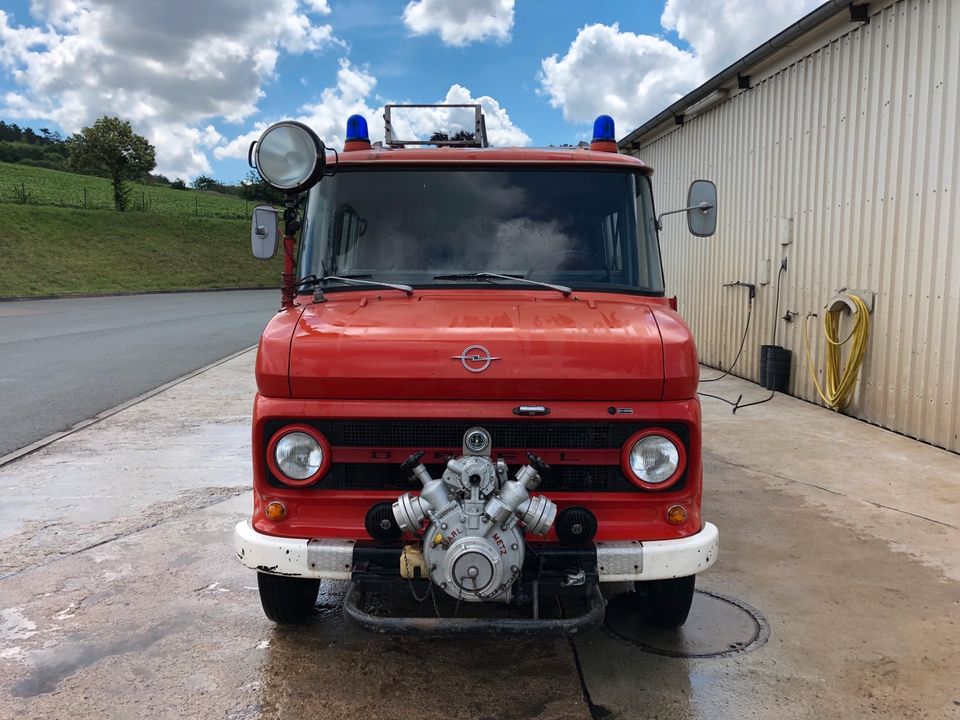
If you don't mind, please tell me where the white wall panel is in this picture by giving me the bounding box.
[631,0,960,452]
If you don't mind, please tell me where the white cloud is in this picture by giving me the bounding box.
[302,0,331,14]
[540,23,702,137]
[539,0,821,137]
[402,0,514,46]
[217,63,530,159]
[661,0,820,71]
[0,1,339,178]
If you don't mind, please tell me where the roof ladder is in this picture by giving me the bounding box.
[383,104,488,148]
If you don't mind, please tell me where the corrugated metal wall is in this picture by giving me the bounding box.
[631,0,960,452]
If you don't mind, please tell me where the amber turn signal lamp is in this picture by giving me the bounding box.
[265,501,286,522]
[666,504,688,525]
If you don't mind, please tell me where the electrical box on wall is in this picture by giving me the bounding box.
[780,218,794,246]
[758,258,771,285]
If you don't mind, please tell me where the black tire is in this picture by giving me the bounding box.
[633,575,696,629]
[257,572,321,625]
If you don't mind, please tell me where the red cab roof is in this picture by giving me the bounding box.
[333,145,651,172]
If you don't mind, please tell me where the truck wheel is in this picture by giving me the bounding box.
[257,572,321,625]
[633,575,696,629]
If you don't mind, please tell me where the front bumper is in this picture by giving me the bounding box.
[233,520,719,583]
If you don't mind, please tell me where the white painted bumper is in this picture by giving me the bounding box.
[234,520,355,580]
[596,522,718,582]
[234,519,718,583]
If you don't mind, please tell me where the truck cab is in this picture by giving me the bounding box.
[234,106,719,633]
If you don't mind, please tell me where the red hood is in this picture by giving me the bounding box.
[276,290,675,401]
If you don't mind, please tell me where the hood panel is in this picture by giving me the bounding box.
[289,292,665,401]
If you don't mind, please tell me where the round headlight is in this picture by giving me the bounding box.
[267,426,330,486]
[254,121,326,193]
[622,430,685,489]
[275,432,322,479]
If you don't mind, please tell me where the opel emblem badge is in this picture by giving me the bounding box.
[452,345,501,373]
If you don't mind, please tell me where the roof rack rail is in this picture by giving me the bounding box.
[383,104,488,148]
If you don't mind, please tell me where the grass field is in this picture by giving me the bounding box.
[0,161,251,219]
[0,204,283,297]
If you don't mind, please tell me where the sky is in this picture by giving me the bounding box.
[0,0,821,183]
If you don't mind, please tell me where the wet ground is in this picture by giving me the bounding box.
[1,353,958,719]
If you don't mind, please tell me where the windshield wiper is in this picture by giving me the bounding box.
[299,274,413,295]
[433,272,572,297]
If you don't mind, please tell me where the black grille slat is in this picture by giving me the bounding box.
[269,421,661,449]
[305,464,630,492]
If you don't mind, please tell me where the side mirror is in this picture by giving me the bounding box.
[686,179,717,237]
[251,205,279,259]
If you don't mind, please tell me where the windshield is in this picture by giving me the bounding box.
[299,167,664,294]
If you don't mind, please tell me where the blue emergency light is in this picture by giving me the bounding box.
[345,114,369,142]
[591,115,616,143]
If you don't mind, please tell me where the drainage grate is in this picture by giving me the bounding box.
[602,589,769,658]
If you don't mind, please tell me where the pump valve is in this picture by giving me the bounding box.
[400,450,425,475]
[525,451,550,475]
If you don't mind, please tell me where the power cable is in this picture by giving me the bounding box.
[698,263,786,413]
[700,293,753,382]
[696,390,742,407]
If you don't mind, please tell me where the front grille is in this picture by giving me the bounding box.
[262,420,689,493]
[313,463,633,492]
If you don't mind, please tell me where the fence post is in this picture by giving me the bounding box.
[84,187,88,208]
[195,195,199,216]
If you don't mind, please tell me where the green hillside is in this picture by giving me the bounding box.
[0,204,282,297]
[0,161,251,219]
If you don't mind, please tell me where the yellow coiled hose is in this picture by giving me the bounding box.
[802,294,870,411]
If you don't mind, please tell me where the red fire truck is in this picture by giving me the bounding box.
[234,105,719,634]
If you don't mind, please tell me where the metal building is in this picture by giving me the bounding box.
[620,0,960,452]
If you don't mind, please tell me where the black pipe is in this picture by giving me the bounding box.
[342,581,606,637]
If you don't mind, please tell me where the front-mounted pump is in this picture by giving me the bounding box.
[392,428,557,603]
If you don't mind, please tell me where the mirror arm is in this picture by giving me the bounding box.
[656,202,715,231]
[656,201,715,229]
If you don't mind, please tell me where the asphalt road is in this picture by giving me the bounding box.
[0,290,279,458]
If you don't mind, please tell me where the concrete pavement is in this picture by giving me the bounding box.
[0,354,957,719]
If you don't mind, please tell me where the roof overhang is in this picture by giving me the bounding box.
[618,0,869,151]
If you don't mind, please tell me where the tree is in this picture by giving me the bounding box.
[191,174,220,192]
[67,117,156,211]
[429,129,477,145]
[238,170,284,204]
